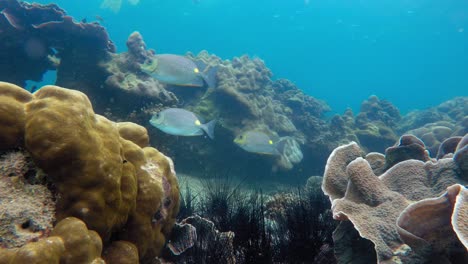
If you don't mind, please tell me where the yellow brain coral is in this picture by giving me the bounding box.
[0,82,33,149]
[25,86,136,239]
[0,82,179,263]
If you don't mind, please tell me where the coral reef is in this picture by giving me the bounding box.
[2,0,466,185]
[180,51,331,172]
[101,31,179,114]
[356,95,401,128]
[0,82,179,263]
[0,0,114,87]
[404,121,466,157]
[354,96,400,153]
[398,97,467,157]
[399,97,468,133]
[322,134,468,263]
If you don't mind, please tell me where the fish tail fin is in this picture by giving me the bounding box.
[275,137,292,155]
[202,65,218,89]
[201,119,216,139]
[195,60,218,88]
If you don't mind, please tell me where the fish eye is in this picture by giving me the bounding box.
[145,58,153,64]
[239,135,243,139]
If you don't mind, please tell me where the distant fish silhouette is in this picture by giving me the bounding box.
[95,15,104,23]
[100,0,140,13]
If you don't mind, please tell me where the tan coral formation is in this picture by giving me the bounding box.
[25,85,137,240]
[0,217,104,264]
[397,184,468,256]
[322,135,468,263]
[102,241,139,264]
[322,142,363,202]
[0,82,180,263]
[405,122,462,157]
[0,84,33,150]
[453,185,468,249]
[455,134,468,177]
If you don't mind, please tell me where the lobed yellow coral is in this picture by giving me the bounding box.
[102,241,139,264]
[0,217,103,264]
[0,82,179,262]
[24,86,136,240]
[0,82,33,150]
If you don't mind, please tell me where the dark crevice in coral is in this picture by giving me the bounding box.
[20,220,31,230]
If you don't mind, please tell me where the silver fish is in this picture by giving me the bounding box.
[150,108,216,139]
[234,131,287,155]
[141,54,217,88]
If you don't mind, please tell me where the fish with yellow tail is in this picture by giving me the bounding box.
[141,54,217,88]
[150,108,216,139]
[234,131,289,155]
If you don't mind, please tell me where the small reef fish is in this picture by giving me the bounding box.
[234,131,288,155]
[95,15,105,23]
[100,0,140,13]
[140,54,217,88]
[150,108,216,139]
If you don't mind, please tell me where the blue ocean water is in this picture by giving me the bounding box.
[34,0,468,114]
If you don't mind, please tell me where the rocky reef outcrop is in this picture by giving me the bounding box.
[0,0,114,89]
[0,82,180,263]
